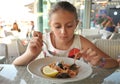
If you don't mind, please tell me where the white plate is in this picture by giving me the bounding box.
[27,57,92,83]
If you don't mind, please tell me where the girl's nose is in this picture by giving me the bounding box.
[60,28,66,34]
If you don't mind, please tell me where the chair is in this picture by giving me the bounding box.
[94,39,120,59]
[0,43,8,64]
[109,33,120,40]
[99,30,112,39]
[4,31,13,37]
[84,34,102,41]
[81,29,100,36]
[16,39,28,56]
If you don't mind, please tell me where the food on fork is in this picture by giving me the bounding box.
[42,61,80,78]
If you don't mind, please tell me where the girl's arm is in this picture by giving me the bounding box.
[13,31,43,66]
[80,35,119,69]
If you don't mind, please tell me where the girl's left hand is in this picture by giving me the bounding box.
[80,48,102,66]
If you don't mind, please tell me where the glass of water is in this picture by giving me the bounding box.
[117,54,120,69]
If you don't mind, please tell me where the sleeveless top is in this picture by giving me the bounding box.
[42,32,82,58]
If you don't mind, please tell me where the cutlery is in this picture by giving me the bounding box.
[43,41,55,56]
[32,33,55,56]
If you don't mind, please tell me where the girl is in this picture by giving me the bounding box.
[13,1,118,68]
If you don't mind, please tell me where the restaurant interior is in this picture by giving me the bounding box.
[0,0,120,84]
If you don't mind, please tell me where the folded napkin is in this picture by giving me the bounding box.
[102,69,120,84]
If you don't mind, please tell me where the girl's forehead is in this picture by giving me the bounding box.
[50,10,76,20]
[52,9,74,15]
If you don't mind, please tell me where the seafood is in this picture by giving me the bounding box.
[42,61,80,78]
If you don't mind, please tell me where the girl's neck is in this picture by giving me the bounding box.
[51,33,74,50]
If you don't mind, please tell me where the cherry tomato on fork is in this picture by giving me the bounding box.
[68,48,80,58]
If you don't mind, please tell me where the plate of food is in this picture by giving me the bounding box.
[27,57,92,83]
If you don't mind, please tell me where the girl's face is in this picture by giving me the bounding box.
[49,10,78,42]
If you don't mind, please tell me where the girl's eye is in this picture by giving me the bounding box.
[54,24,61,29]
[55,26,61,29]
[67,25,73,28]
[67,24,73,28]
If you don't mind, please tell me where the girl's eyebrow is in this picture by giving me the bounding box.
[53,23,60,25]
[66,20,76,24]
[53,20,76,25]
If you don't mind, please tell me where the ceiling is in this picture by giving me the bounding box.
[25,0,120,13]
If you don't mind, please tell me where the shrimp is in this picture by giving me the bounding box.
[44,61,80,78]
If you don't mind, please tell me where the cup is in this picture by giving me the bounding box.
[117,54,120,68]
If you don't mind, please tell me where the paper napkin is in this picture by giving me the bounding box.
[102,69,120,84]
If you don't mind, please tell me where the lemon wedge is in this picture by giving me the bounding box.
[42,66,58,77]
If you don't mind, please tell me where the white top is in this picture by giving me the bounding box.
[42,32,82,58]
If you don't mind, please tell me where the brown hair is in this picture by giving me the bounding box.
[105,20,113,27]
[11,22,21,32]
[101,19,108,27]
[49,1,78,20]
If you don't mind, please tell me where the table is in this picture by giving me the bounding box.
[0,37,28,64]
[0,64,117,84]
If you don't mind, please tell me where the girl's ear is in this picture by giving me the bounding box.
[74,20,80,33]
[48,20,51,26]
[76,20,79,26]
[75,20,79,28]
[48,21,52,31]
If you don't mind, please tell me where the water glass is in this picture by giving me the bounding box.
[117,54,120,68]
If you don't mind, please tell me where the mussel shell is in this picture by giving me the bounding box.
[56,73,70,78]
[56,62,63,69]
[69,63,78,70]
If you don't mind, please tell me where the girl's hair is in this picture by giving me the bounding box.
[49,1,78,20]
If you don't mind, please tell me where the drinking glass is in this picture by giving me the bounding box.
[117,54,120,69]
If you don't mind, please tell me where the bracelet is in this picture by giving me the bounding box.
[97,58,106,68]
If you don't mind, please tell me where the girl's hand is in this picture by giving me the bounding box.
[81,48,102,66]
[26,31,43,56]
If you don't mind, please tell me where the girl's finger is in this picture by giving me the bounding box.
[33,31,42,38]
[81,48,91,59]
[86,48,93,55]
[89,55,101,66]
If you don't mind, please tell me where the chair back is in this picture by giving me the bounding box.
[0,43,8,63]
[84,34,102,41]
[109,33,120,40]
[16,39,28,56]
[81,29,99,36]
[94,39,120,59]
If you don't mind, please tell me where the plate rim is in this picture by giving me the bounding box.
[27,57,93,83]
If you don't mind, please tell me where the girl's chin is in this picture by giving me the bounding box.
[60,38,68,40]
[61,39,69,43]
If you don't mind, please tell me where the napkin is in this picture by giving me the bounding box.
[102,69,120,84]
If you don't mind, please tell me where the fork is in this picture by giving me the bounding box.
[43,41,55,56]
[30,32,55,56]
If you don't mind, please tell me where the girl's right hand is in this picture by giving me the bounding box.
[26,31,43,57]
